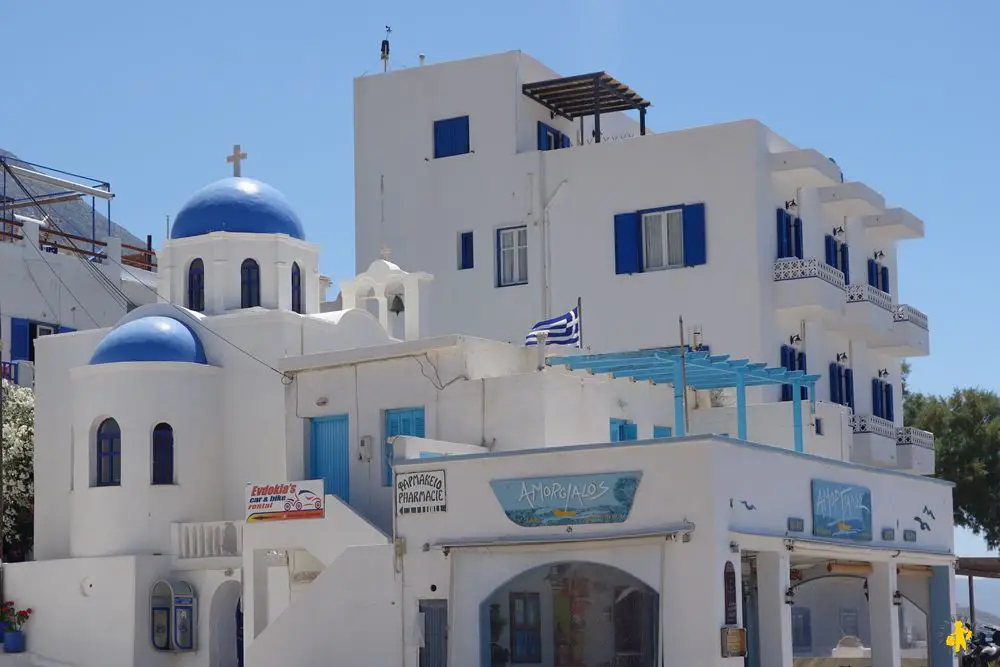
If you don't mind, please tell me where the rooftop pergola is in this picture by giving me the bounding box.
[522,72,652,142]
[546,348,821,452]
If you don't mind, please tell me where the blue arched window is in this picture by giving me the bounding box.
[241,259,260,308]
[96,418,121,487]
[152,423,174,485]
[291,262,303,314]
[187,258,205,312]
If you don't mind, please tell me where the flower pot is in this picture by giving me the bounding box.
[0,622,6,644]
[4,630,25,653]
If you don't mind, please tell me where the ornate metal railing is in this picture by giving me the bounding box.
[846,283,894,312]
[773,258,846,289]
[893,304,929,331]
[172,521,242,558]
[897,426,935,449]
[849,413,897,439]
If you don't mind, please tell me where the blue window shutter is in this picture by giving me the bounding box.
[653,426,672,438]
[829,363,842,405]
[840,244,851,283]
[682,203,707,266]
[609,419,621,442]
[824,235,835,266]
[867,259,878,287]
[793,218,804,259]
[413,409,426,438]
[10,319,29,361]
[798,352,808,400]
[537,122,548,151]
[872,379,883,418]
[884,384,895,422]
[433,120,448,158]
[780,345,792,369]
[456,116,470,154]
[844,369,855,410]
[776,209,789,258]
[880,265,890,294]
[613,213,643,275]
[561,134,571,149]
[58,326,76,334]
[623,422,638,441]
[433,116,469,158]
[459,232,474,270]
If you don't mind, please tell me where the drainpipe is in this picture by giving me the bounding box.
[542,179,569,318]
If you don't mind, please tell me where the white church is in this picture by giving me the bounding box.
[4,50,957,667]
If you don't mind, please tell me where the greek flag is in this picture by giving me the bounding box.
[525,306,580,347]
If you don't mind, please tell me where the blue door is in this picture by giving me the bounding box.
[419,599,448,667]
[310,415,350,502]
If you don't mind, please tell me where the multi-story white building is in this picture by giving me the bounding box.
[353,49,931,475]
[0,154,158,386]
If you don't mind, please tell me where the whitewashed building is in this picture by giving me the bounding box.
[3,172,955,667]
[353,50,932,475]
[0,155,158,388]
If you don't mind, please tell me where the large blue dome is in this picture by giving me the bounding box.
[90,315,208,366]
[169,177,305,240]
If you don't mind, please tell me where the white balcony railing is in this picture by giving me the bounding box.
[849,414,897,439]
[172,521,243,559]
[894,304,929,331]
[846,284,894,312]
[897,426,935,449]
[773,258,846,289]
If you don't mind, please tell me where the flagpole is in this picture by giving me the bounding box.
[576,296,583,349]
[679,315,689,432]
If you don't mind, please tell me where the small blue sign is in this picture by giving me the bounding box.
[490,472,642,528]
[811,480,872,542]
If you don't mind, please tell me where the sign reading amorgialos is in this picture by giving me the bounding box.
[490,471,643,528]
[396,470,447,515]
[245,480,325,522]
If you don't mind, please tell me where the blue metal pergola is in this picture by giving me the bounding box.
[546,347,822,452]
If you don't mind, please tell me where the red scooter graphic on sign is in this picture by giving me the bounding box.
[283,489,323,512]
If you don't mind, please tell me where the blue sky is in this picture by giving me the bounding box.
[3,1,999,552]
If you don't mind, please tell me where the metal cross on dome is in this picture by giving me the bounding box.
[226,144,248,177]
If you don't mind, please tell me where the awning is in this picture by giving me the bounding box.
[429,522,696,553]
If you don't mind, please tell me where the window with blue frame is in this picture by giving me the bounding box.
[828,362,855,410]
[610,418,638,442]
[776,209,803,260]
[823,235,850,283]
[779,345,808,401]
[95,418,122,487]
[791,607,812,652]
[871,379,895,421]
[187,258,205,312]
[291,262,303,314]
[241,258,261,308]
[653,425,673,439]
[433,116,471,159]
[496,226,528,287]
[614,203,707,275]
[152,423,174,485]
[383,407,426,486]
[509,592,542,663]
[458,231,474,270]
[867,258,890,294]
[537,121,571,151]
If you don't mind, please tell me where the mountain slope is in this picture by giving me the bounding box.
[0,149,144,247]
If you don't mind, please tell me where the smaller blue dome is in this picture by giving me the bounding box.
[90,316,208,366]
[170,177,305,240]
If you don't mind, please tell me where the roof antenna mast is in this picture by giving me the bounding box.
[381,26,392,73]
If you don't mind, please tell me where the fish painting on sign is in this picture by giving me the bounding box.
[810,480,873,542]
[489,472,642,528]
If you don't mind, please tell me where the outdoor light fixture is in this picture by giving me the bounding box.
[873,250,885,260]
[836,352,848,363]
[878,368,889,378]
[785,199,798,210]
[785,587,795,605]
[832,226,845,237]
[789,334,801,345]
[893,591,903,606]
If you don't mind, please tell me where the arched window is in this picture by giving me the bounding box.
[152,423,174,485]
[240,259,260,309]
[291,262,303,314]
[96,418,121,487]
[187,258,205,312]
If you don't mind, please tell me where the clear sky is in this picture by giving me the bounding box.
[3,0,998,550]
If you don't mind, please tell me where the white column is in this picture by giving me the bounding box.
[757,550,792,667]
[275,261,291,311]
[376,295,389,332]
[869,561,901,667]
[211,258,227,314]
[403,277,420,341]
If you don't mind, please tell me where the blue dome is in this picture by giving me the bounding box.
[169,177,305,240]
[90,315,208,366]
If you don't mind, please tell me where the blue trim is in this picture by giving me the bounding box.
[151,423,174,485]
[872,378,884,418]
[681,203,707,266]
[736,373,748,440]
[95,418,121,487]
[792,217,804,259]
[824,235,836,266]
[880,265,890,294]
[187,258,205,312]
[776,209,791,259]
[673,361,686,435]
[560,134,571,149]
[840,243,851,283]
[241,258,260,308]
[867,259,878,287]
[310,414,350,502]
[653,425,672,438]
[384,407,426,486]
[291,262,303,314]
[929,566,953,667]
[495,225,528,287]
[829,362,842,404]
[613,212,642,275]
[884,383,895,422]
[419,451,446,459]
[609,418,637,442]
[844,368,855,410]
[792,381,804,452]
[433,116,471,159]
[459,231,474,270]
[9,318,29,362]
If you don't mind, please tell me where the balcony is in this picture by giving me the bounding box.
[817,182,886,217]
[772,258,847,323]
[171,520,243,559]
[832,283,895,338]
[868,304,930,357]
[896,426,935,476]
[860,208,924,242]
[849,414,898,468]
[769,149,843,188]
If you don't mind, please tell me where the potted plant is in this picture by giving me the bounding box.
[0,600,10,644]
[3,603,32,653]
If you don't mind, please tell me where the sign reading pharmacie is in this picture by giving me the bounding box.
[396,470,447,516]
[245,480,325,523]
[490,471,643,528]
